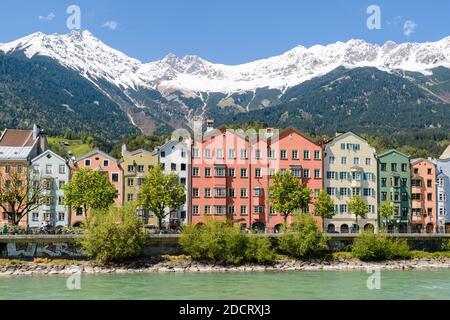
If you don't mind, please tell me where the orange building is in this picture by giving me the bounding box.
[69,150,123,226]
[411,159,437,233]
[190,127,323,232]
[0,125,47,227]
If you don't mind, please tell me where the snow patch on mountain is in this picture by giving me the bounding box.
[1,30,450,93]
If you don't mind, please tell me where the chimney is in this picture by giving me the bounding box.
[33,124,39,140]
[121,144,127,157]
[206,119,215,133]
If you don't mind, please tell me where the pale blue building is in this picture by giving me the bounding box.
[436,158,450,233]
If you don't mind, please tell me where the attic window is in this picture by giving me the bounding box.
[46,154,52,159]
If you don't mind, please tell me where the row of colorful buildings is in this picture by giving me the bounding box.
[1,124,450,234]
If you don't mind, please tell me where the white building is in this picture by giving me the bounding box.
[29,150,70,228]
[157,139,191,224]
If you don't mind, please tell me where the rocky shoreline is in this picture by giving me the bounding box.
[1,258,450,276]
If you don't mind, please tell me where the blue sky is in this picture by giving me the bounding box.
[0,0,449,64]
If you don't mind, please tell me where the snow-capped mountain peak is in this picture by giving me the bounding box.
[1,30,450,93]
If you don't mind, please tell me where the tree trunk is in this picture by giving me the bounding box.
[283,214,288,227]
[159,217,163,231]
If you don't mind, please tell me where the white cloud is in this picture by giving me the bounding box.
[102,21,119,30]
[403,20,417,37]
[38,12,56,21]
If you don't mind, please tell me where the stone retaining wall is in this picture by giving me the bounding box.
[1,234,449,259]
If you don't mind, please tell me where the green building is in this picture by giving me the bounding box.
[377,150,412,233]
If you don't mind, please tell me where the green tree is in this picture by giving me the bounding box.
[379,202,396,230]
[269,171,311,226]
[140,165,186,230]
[63,168,118,218]
[314,191,335,232]
[79,203,149,263]
[347,195,368,230]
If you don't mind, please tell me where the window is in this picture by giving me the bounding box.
[214,206,226,215]
[192,206,199,215]
[329,156,335,164]
[128,178,134,187]
[352,188,361,196]
[227,206,235,215]
[314,169,321,179]
[5,180,11,188]
[59,164,66,174]
[255,149,261,160]
[303,169,310,178]
[254,187,264,197]
[327,188,335,196]
[269,149,276,159]
[192,148,199,158]
[291,167,302,177]
[58,180,65,189]
[314,150,321,160]
[228,188,235,197]
[204,149,212,158]
[192,168,199,177]
[381,178,387,188]
[16,165,23,173]
[5,165,11,173]
[340,188,349,196]
[427,193,433,201]
[32,212,39,222]
[204,188,211,197]
[304,150,310,160]
[341,157,347,165]
[228,168,235,177]
[365,158,372,166]
[280,150,287,160]
[340,205,348,213]
[401,163,407,172]
[46,164,52,174]
[214,188,226,198]
[171,163,177,171]
[161,163,166,171]
[240,168,248,178]
[204,206,211,215]
[127,194,134,201]
[240,206,248,216]
[215,167,226,177]
[255,168,262,178]
[112,173,119,183]
[192,188,199,197]
[401,192,408,201]
[427,180,432,188]
[427,168,432,175]
[391,163,398,172]
[32,165,40,174]
[363,188,374,197]
[414,168,419,174]
[228,149,236,159]
[181,151,186,158]
[76,207,83,216]
[160,151,166,158]
[292,150,299,160]
[84,160,91,167]
[381,163,387,171]
[240,149,248,159]
[240,188,248,198]
[254,206,264,214]
[353,158,360,166]
[205,167,211,177]
[340,172,348,180]
[216,148,224,159]
[103,160,109,167]
[269,168,275,177]
[138,178,145,186]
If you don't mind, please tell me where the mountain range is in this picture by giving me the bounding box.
[1,30,450,140]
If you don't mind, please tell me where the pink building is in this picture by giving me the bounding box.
[190,127,323,232]
[69,150,123,226]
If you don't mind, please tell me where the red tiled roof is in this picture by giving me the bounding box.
[0,129,36,147]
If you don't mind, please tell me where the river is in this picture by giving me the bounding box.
[1,270,449,300]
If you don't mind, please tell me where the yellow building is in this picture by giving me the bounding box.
[120,145,159,226]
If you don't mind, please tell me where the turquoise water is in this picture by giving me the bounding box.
[1,270,449,300]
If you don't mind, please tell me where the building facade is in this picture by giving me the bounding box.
[0,125,47,227]
[410,159,437,233]
[324,132,378,234]
[377,150,412,233]
[121,146,159,226]
[70,150,123,226]
[157,139,191,225]
[190,127,323,232]
[29,150,70,228]
[436,158,450,233]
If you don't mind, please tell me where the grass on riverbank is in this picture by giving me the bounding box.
[332,251,450,261]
